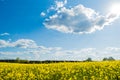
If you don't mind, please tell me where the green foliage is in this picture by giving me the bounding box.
[103,57,115,61]
[84,57,92,62]
[15,57,29,63]
[16,57,20,63]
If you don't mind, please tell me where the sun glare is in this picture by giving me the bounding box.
[110,3,120,15]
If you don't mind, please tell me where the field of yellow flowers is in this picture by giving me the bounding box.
[0,61,120,80]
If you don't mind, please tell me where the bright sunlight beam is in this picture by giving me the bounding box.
[110,3,120,15]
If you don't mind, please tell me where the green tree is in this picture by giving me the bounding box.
[103,57,108,61]
[85,57,92,62]
[16,57,20,63]
[103,57,115,61]
[108,57,115,61]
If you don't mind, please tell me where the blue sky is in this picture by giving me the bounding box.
[0,0,120,60]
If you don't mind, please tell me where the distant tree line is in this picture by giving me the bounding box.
[0,57,116,64]
[103,57,115,61]
[84,57,115,62]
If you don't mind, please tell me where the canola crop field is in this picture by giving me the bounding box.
[0,61,120,80]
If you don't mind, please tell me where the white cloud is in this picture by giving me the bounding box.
[40,12,46,17]
[48,0,67,11]
[0,39,120,60]
[12,39,38,48]
[0,39,37,48]
[0,33,10,36]
[55,0,67,10]
[106,47,120,52]
[0,40,9,48]
[43,0,120,34]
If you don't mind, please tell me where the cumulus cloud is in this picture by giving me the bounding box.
[0,39,120,60]
[43,0,120,34]
[12,39,38,48]
[0,39,37,48]
[0,42,120,60]
[106,47,120,52]
[0,40,9,48]
[0,33,10,36]
[55,0,67,10]
[47,0,67,12]
[31,47,120,60]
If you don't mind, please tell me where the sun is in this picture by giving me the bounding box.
[110,3,120,15]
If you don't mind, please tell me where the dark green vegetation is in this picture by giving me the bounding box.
[0,57,116,64]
